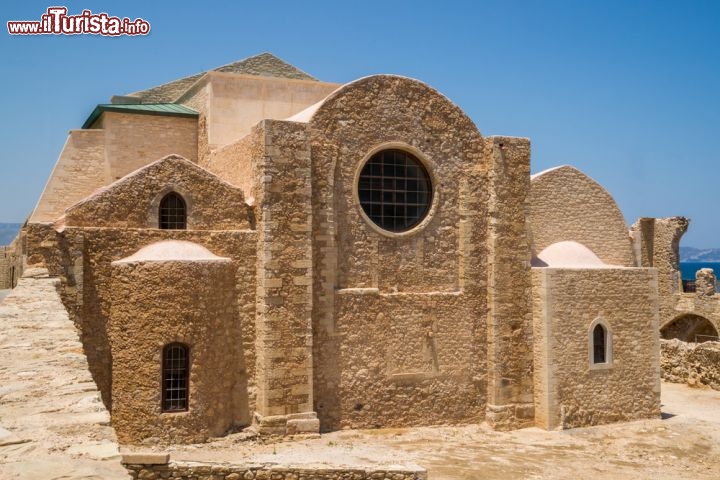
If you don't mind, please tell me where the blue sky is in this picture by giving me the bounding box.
[1,1,718,247]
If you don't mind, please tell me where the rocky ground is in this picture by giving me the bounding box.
[145,381,719,480]
[0,271,127,479]
[2,275,720,479]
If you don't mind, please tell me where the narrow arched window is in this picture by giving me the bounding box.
[159,192,186,229]
[162,343,189,412]
[592,324,606,364]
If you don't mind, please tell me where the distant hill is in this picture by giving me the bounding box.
[680,246,720,262]
[0,223,21,246]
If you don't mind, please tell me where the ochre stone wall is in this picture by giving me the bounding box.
[333,291,485,428]
[23,226,257,417]
[202,126,264,201]
[102,111,198,181]
[31,129,107,223]
[63,155,252,230]
[307,75,494,430]
[32,112,199,224]
[532,267,661,429]
[177,78,211,165]
[206,72,338,148]
[529,166,634,266]
[110,256,244,444]
[251,120,318,434]
[20,63,668,441]
[484,136,535,430]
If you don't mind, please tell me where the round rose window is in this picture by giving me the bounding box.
[357,149,432,232]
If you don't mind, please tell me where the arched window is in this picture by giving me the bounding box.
[592,324,606,364]
[162,343,189,412]
[159,192,187,230]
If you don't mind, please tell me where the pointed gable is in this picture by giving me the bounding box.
[62,155,251,230]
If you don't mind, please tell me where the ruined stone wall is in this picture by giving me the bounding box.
[629,217,720,336]
[529,166,634,266]
[30,129,108,223]
[110,255,243,444]
[308,75,491,430]
[23,226,257,417]
[670,294,720,338]
[0,244,22,289]
[532,267,661,429]
[660,338,720,389]
[202,125,264,201]
[123,459,426,480]
[103,111,198,181]
[631,217,687,299]
[63,155,252,230]
[0,247,9,288]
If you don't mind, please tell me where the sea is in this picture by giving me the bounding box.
[680,262,720,280]
[680,262,720,292]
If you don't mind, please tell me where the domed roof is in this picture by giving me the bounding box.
[531,240,620,268]
[112,240,230,264]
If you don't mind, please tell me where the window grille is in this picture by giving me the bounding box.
[162,343,189,412]
[358,149,432,232]
[159,192,187,230]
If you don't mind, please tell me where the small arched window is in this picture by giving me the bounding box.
[162,343,189,412]
[159,192,187,230]
[592,324,607,364]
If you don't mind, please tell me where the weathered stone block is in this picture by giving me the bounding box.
[122,453,170,465]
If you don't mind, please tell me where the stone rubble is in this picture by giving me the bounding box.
[660,338,720,389]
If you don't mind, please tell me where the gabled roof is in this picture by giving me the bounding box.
[129,53,318,103]
[60,155,251,230]
[82,103,198,129]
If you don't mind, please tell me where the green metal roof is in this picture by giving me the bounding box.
[82,103,198,129]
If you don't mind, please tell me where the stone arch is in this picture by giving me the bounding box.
[588,317,613,368]
[529,166,634,266]
[306,74,487,290]
[661,313,719,343]
[149,185,194,229]
[304,75,489,432]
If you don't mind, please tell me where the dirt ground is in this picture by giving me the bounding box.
[137,381,720,480]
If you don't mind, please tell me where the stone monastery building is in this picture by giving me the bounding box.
[7,53,665,444]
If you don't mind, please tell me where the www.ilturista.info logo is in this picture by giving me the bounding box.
[7,7,150,36]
